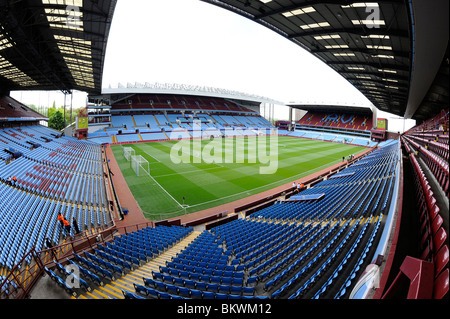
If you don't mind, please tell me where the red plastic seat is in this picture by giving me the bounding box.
[431,213,444,235]
[429,204,441,222]
[433,268,449,299]
[434,245,449,279]
[427,196,437,212]
[433,227,448,254]
[425,188,434,201]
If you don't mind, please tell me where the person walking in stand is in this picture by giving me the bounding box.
[57,213,65,228]
[73,217,80,234]
[45,238,53,249]
[45,238,57,259]
[63,218,71,237]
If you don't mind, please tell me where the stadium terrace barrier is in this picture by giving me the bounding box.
[181,211,228,228]
[154,219,179,227]
[237,195,283,218]
[234,186,302,216]
[0,247,45,299]
[205,213,238,230]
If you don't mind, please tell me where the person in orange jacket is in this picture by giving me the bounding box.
[63,218,71,236]
[57,213,65,227]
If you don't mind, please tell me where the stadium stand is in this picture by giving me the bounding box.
[386,109,449,299]
[36,225,193,298]
[298,111,373,132]
[279,129,377,148]
[0,122,112,271]
[85,92,274,145]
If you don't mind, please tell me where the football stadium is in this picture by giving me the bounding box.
[0,0,448,308]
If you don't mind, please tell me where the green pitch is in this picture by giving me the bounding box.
[110,136,366,220]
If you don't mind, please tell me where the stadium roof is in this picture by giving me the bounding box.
[0,95,48,122]
[286,103,373,115]
[95,82,284,106]
[0,0,116,95]
[201,0,449,122]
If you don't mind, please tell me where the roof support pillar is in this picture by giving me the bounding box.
[288,107,293,131]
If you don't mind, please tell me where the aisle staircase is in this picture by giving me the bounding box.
[74,231,201,299]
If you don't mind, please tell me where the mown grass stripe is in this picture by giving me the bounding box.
[112,136,366,219]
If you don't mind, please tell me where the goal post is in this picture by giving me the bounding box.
[123,147,135,161]
[131,155,150,176]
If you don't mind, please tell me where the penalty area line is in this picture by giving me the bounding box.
[142,169,184,209]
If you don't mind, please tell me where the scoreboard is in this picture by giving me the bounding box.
[377,118,387,130]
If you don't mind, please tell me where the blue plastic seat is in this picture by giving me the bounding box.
[143,277,155,287]
[166,284,178,294]
[242,286,255,295]
[202,291,215,299]
[159,292,172,299]
[218,284,230,294]
[155,280,167,291]
[221,277,232,285]
[184,279,196,289]
[122,290,146,299]
[206,283,218,292]
[146,287,160,299]
[215,292,228,299]
[177,286,191,297]
[173,277,184,286]
[190,288,203,298]
[230,285,242,295]
[195,281,207,290]
[134,283,148,296]
[210,275,221,284]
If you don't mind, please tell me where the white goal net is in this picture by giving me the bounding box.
[123,147,135,161]
[131,155,149,176]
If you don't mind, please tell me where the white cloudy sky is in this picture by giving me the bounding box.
[102,0,371,105]
[11,0,415,131]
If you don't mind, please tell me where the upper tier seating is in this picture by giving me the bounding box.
[298,111,373,131]
[89,111,274,145]
[110,94,255,113]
